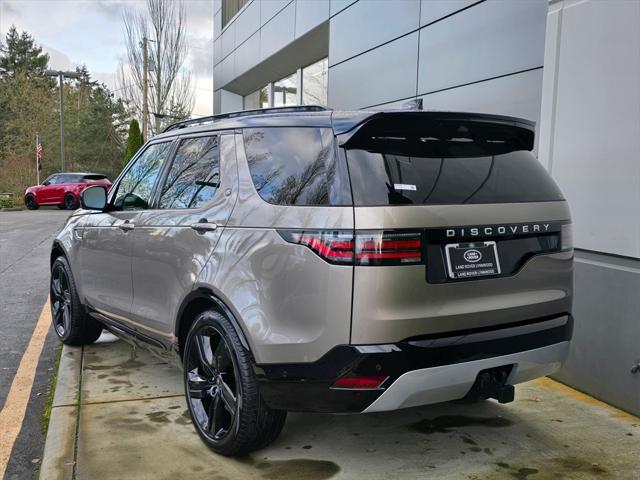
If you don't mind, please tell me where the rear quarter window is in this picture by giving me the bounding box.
[243,127,351,206]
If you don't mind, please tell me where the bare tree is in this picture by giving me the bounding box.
[117,0,194,136]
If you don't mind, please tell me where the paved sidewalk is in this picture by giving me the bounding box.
[42,333,639,480]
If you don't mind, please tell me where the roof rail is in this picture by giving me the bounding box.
[163,105,330,133]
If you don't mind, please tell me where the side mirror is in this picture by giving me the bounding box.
[81,185,108,210]
[42,181,50,186]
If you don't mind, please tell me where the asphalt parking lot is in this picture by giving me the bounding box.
[0,209,71,479]
[2,209,639,480]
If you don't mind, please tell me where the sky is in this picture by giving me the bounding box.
[0,0,215,117]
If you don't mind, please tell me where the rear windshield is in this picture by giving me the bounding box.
[344,118,564,206]
[243,127,351,206]
[82,174,108,182]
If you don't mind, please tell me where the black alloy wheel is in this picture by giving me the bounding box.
[51,262,71,337]
[183,311,287,456]
[64,194,78,210]
[49,256,103,345]
[25,195,39,210]
[186,325,239,443]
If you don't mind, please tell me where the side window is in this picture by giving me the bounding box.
[113,142,172,210]
[158,136,220,209]
[243,127,349,206]
[44,175,58,185]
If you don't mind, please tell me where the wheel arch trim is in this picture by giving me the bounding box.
[175,287,252,354]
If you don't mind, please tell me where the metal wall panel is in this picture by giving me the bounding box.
[214,8,222,38]
[235,31,260,78]
[260,2,296,62]
[214,37,222,66]
[329,0,357,17]
[234,0,260,46]
[540,0,640,258]
[553,253,640,416]
[417,0,546,94]
[420,0,477,26]
[418,68,544,124]
[261,0,291,25]
[328,32,419,110]
[295,0,330,39]
[329,0,420,66]
[220,21,236,59]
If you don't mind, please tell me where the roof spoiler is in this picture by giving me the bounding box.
[338,111,537,154]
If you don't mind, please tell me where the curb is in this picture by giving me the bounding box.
[0,207,23,212]
[40,345,82,480]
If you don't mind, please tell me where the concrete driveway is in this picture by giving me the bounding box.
[43,334,639,480]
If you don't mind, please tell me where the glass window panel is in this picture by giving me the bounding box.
[273,72,298,107]
[158,136,220,209]
[243,127,351,206]
[244,86,269,110]
[114,142,172,210]
[302,58,328,106]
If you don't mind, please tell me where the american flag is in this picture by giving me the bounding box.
[36,139,42,171]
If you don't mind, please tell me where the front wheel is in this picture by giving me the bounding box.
[25,195,39,210]
[183,311,286,456]
[50,256,103,345]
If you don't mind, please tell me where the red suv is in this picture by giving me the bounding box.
[24,173,111,210]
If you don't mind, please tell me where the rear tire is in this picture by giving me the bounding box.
[64,193,79,210]
[183,310,287,456]
[25,195,39,210]
[50,256,103,345]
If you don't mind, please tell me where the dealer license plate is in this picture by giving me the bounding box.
[444,241,501,279]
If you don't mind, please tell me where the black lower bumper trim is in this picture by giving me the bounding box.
[254,314,573,413]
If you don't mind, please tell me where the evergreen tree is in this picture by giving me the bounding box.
[123,119,143,165]
[0,25,49,78]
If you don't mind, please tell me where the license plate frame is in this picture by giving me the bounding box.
[444,241,501,280]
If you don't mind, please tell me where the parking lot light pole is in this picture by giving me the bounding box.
[44,69,81,172]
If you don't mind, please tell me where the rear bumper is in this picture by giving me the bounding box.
[254,314,572,413]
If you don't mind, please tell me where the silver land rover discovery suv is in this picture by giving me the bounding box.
[50,106,573,456]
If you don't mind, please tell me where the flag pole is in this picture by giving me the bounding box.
[35,132,40,185]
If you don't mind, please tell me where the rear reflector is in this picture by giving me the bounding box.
[278,230,424,266]
[331,375,388,390]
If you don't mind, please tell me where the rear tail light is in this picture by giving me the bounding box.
[278,230,424,266]
[561,224,573,251]
[355,230,422,265]
[331,375,388,390]
[277,230,354,264]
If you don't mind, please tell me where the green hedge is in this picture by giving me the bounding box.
[0,195,16,209]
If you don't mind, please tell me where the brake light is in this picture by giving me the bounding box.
[278,230,354,264]
[331,375,388,390]
[278,230,424,266]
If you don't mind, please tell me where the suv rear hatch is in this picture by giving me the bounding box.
[338,112,573,344]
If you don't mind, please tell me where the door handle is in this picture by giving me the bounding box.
[190,219,217,234]
[119,221,135,232]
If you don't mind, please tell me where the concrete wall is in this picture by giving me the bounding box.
[539,0,640,415]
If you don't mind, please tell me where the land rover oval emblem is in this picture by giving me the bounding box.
[464,249,482,263]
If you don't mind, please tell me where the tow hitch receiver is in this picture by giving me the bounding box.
[465,365,515,404]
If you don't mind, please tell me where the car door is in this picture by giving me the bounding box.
[49,174,70,204]
[76,140,174,323]
[129,132,238,340]
[39,175,59,204]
